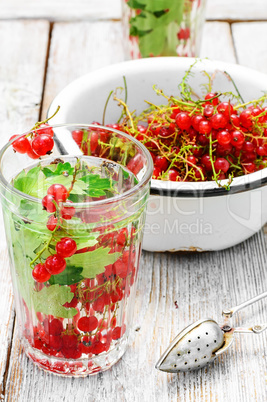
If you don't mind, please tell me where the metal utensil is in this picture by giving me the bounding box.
[155,291,267,373]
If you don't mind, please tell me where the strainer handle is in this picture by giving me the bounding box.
[222,291,267,318]
[234,323,267,334]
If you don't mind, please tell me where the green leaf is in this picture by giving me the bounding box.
[49,265,83,286]
[130,11,158,32]
[32,284,77,318]
[13,166,41,195]
[80,174,115,197]
[139,25,166,56]
[66,247,121,279]
[144,0,175,12]
[42,162,74,178]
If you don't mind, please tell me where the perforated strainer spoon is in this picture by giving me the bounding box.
[155,291,267,373]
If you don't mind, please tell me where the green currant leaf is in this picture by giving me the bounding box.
[49,265,83,286]
[42,162,74,178]
[143,0,175,13]
[66,247,121,279]
[139,25,166,56]
[80,174,115,197]
[13,166,41,195]
[32,284,77,318]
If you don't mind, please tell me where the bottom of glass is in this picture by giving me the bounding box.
[23,335,128,377]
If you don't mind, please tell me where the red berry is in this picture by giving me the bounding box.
[42,194,56,213]
[45,254,66,275]
[26,146,40,159]
[217,102,234,120]
[191,115,204,131]
[205,92,219,106]
[210,113,228,129]
[46,215,60,231]
[240,109,253,128]
[242,141,255,153]
[175,112,191,130]
[112,326,122,340]
[230,130,245,147]
[32,263,51,283]
[47,184,68,203]
[49,335,62,350]
[62,334,78,349]
[201,154,213,171]
[10,135,31,154]
[198,119,212,135]
[36,124,54,136]
[187,155,196,165]
[217,130,231,146]
[72,130,84,144]
[203,103,214,118]
[61,202,75,220]
[31,134,54,156]
[154,155,169,171]
[44,318,64,336]
[56,237,77,258]
[78,316,98,332]
[214,158,230,173]
[167,169,179,181]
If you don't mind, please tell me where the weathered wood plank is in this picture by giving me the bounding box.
[0,20,50,398]
[41,21,125,120]
[206,0,267,21]
[5,232,267,401]
[232,22,267,74]
[199,22,236,63]
[1,0,267,21]
[0,0,122,21]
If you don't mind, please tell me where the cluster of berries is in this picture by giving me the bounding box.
[10,123,54,159]
[32,237,77,282]
[32,183,76,283]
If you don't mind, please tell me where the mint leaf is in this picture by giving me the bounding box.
[49,265,83,286]
[42,162,74,178]
[32,284,77,318]
[66,247,121,279]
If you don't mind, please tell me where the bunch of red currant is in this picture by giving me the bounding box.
[32,183,77,282]
[10,123,54,159]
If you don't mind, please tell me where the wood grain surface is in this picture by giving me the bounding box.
[1,0,267,21]
[0,5,267,402]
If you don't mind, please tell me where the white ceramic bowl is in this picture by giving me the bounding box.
[48,58,267,252]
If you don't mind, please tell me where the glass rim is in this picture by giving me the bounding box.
[0,123,154,207]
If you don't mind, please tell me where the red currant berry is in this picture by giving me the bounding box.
[36,124,54,136]
[240,109,253,128]
[198,119,212,135]
[45,254,66,275]
[26,146,40,159]
[47,184,68,203]
[46,215,60,231]
[112,326,122,340]
[42,194,57,213]
[243,162,256,173]
[72,130,84,144]
[49,335,62,350]
[44,318,64,336]
[152,167,161,178]
[230,130,245,147]
[78,316,98,332]
[61,202,75,220]
[167,169,180,181]
[32,263,51,283]
[187,155,197,165]
[10,135,31,154]
[56,237,77,258]
[203,103,214,118]
[154,155,169,171]
[205,92,219,106]
[31,134,54,156]
[214,158,230,173]
[242,141,255,153]
[217,130,231,146]
[217,102,234,120]
[201,154,213,171]
[191,115,204,131]
[210,113,227,129]
[175,112,191,130]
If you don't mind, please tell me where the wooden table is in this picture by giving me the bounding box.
[0,1,267,400]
